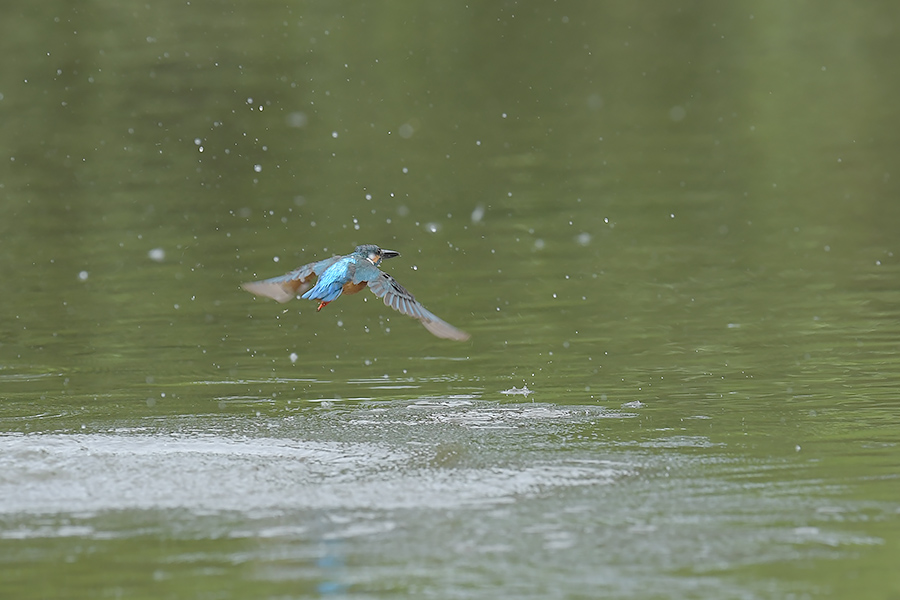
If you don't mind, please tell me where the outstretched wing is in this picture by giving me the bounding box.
[242,256,343,303]
[367,272,470,341]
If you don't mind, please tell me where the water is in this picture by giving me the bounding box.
[2,2,900,598]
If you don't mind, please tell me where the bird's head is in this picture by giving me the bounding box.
[355,244,400,266]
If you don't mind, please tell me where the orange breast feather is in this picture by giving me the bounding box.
[342,281,368,295]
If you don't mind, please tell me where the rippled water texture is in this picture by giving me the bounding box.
[2,1,900,599]
[3,400,891,599]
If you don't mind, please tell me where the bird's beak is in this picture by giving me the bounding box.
[380,249,400,259]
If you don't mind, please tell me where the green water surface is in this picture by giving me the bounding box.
[1,2,899,599]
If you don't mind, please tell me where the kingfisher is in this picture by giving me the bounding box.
[242,244,470,341]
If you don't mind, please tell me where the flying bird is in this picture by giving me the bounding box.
[242,244,470,341]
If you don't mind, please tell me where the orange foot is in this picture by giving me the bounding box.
[316,301,330,312]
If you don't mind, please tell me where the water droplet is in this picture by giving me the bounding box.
[286,112,308,128]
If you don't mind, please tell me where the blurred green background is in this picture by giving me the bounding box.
[1,2,899,599]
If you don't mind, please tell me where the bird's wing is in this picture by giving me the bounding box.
[242,256,343,303]
[367,272,470,341]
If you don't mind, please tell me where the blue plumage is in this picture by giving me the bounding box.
[301,256,354,302]
[242,244,470,341]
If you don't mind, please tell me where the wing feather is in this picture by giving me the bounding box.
[241,255,343,304]
[367,272,470,341]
